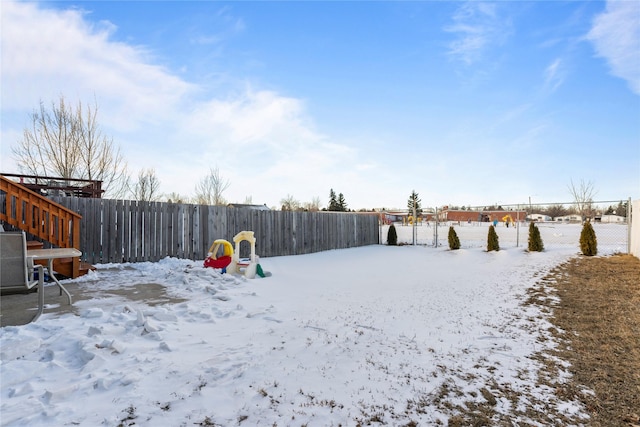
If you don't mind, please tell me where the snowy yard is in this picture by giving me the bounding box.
[0,224,625,426]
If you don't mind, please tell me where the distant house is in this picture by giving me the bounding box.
[438,210,483,223]
[598,214,626,223]
[527,213,552,222]
[227,203,271,211]
[555,215,582,223]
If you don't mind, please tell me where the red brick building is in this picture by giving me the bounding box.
[438,207,527,223]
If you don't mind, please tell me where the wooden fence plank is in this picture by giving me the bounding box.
[115,199,124,263]
[133,200,142,262]
[144,201,152,262]
[162,203,171,257]
[123,200,131,263]
[155,202,162,260]
[83,198,95,262]
[105,199,115,262]
[149,201,158,260]
[205,205,216,254]
[186,204,195,260]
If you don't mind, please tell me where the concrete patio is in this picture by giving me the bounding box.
[1,281,186,327]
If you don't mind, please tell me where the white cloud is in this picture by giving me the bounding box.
[444,2,509,65]
[544,58,565,93]
[190,5,245,46]
[167,87,370,206]
[183,89,315,147]
[586,0,640,95]
[1,1,195,130]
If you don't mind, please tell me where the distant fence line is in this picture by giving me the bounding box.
[381,199,635,254]
[383,221,631,254]
[50,197,380,265]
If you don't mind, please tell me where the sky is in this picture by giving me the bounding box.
[1,0,639,210]
[3,223,627,425]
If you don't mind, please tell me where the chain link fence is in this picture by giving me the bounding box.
[380,199,633,254]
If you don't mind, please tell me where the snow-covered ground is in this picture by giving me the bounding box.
[0,224,625,426]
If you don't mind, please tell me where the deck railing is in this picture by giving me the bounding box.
[1,173,103,198]
[0,175,82,277]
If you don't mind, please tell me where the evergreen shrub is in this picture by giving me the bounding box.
[448,226,461,250]
[387,224,398,246]
[527,222,544,252]
[580,221,598,256]
[487,225,500,251]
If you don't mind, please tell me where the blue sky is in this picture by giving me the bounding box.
[1,0,639,210]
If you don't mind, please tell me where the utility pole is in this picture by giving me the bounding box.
[435,207,439,247]
[413,205,417,245]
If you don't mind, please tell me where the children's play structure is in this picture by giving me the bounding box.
[203,239,234,270]
[502,214,514,227]
[204,231,267,278]
[403,215,422,226]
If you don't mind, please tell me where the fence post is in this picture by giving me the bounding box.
[412,205,416,245]
[434,206,439,247]
[628,197,632,254]
[516,204,520,248]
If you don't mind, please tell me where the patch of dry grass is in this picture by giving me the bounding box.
[534,254,640,427]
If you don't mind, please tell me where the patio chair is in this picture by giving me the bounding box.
[0,231,45,322]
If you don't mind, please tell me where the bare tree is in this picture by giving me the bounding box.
[544,204,567,219]
[194,167,230,205]
[12,96,129,198]
[76,100,129,197]
[164,192,188,203]
[568,179,597,221]
[130,168,161,201]
[303,196,322,212]
[615,200,629,218]
[280,194,300,211]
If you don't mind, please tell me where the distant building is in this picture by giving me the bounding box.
[555,215,582,223]
[379,210,434,224]
[598,214,626,223]
[527,214,552,222]
[381,211,412,224]
[227,203,270,211]
[438,207,527,223]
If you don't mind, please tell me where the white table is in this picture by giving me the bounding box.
[27,248,81,305]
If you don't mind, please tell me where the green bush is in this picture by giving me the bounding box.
[448,226,461,250]
[527,222,544,252]
[487,225,500,252]
[387,224,398,246]
[580,220,597,256]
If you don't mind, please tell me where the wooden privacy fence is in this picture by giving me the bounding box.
[51,197,380,264]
